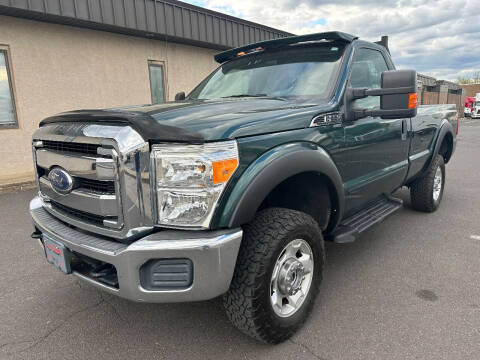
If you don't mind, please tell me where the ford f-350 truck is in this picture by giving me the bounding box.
[29,32,458,343]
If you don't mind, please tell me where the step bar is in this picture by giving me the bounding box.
[326,195,403,243]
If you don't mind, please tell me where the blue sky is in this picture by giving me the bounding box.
[184,0,480,81]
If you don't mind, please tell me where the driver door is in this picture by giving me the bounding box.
[339,47,409,215]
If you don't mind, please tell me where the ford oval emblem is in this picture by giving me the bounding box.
[48,167,74,194]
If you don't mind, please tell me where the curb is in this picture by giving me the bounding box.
[0,180,36,194]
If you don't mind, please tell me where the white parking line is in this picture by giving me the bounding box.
[470,235,480,241]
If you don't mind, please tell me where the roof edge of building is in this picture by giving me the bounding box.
[163,0,293,36]
[0,1,292,51]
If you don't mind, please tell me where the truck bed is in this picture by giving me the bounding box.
[406,104,457,182]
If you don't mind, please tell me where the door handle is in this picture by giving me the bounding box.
[401,119,407,141]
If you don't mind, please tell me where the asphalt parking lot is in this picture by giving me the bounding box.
[1,120,479,360]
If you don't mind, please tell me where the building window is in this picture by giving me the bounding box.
[149,62,166,104]
[0,49,18,129]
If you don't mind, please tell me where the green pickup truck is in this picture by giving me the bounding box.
[30,32,457,343]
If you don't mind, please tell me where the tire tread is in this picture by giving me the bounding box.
[410,154,444,212]
[223,207,324,343]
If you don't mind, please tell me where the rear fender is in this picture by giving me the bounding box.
[425,120,455,170]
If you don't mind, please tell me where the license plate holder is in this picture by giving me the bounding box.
[43,235,72,274]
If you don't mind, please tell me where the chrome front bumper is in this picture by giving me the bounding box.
[30,197,242,302]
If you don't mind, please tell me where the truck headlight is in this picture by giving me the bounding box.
[151,141,239,228]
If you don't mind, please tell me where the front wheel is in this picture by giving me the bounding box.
[410,154,445,212]
[223,208,324,344]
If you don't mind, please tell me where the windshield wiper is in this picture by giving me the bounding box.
[221,94,267,98]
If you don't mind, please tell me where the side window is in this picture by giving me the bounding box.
[149,61,166,104]
[349,48,389,109]
[0,48,18,129]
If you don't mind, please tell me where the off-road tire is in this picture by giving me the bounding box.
[410,154,445,212]
[223,207,325,344]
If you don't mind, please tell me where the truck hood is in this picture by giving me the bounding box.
[40,98,330,142]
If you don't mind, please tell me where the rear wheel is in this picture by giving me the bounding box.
[223,207,324,344]
[410,154,445,212]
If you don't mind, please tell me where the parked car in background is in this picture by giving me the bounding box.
[29,32,458,343]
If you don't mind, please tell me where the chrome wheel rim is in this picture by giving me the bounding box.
[433,166,442,202]
[270,239,314,318]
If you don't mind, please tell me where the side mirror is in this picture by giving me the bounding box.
[175,91,186,101]
[345,69,418,121]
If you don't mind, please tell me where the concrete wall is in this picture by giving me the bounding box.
[0,15,219,183]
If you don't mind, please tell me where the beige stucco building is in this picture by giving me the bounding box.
[0,0,288,188]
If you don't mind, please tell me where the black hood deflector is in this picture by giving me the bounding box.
[40,109,205,143]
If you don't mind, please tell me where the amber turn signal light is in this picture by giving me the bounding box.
[408,93,418,109]
[212,158,238,184]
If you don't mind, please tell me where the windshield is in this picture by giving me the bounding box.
[188,43,346,100]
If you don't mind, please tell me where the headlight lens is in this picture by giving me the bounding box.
[151,141,239,228]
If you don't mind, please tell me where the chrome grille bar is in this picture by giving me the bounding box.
[36,149,115,180]
[39,177,118,217]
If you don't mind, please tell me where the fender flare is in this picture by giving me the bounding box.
[217,142,345,231]
[425,121,454,169]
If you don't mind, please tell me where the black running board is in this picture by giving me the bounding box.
[326,195,403,243]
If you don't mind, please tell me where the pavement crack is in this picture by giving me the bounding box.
[19,298,105,353]
[99,292,131,326]
[0,340,35,351]
[288,338,328,360]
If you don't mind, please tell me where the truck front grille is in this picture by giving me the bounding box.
[32,123,152,240]
[34,139,123,233]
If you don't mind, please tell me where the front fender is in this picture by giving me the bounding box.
[216,142,345,231]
